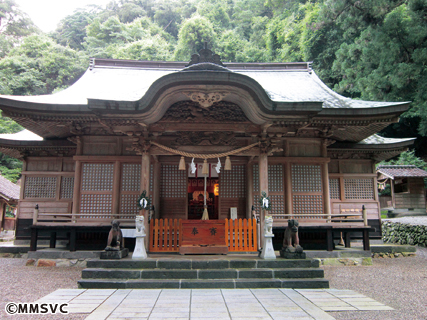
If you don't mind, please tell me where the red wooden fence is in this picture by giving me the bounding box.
[149,218,181,252]
[149,218,258,253]
[225,218,257,252]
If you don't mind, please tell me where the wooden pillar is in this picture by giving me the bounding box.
[259,153,268,248]
[18,160,27,222]
[141,153,151,250]
[72,160,82,222]
[246,161,253,219]
[322,162,331,221]
[112,161,121,217]
[285,162,292,217]
[153,158,160,220]
[391,180,395,208]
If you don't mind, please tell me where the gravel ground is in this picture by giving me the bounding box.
[325,245,427,320]
[0,247,426,320]
[0,259,85,320]
[383,216,427,226]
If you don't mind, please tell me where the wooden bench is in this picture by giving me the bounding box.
[264,208,372,251]
[31,210,139,252]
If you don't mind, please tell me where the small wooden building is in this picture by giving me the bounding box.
[377,165,427,212]
[0,175,20,231]
[0,49,415,251]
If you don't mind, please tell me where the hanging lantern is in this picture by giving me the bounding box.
[225,156,231,170]
[179,156,186,170]
[202,159,209,175]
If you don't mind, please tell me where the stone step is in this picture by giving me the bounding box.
[82,267,324,280]
[86,258,319,270]
[78,278,329,289]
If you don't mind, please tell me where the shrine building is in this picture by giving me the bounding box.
[0,48,414,252]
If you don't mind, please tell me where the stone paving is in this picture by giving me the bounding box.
[36,288,393,320]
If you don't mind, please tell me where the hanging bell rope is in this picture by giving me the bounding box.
[150,141,260,159]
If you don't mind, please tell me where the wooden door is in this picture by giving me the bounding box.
[159,164,187,219]
[219,164,246,219]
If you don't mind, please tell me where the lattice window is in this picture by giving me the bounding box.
[80,194,112,215]
[270,194,284,215]
[220,165,246,198]
[344,179,374,200]
[121,164,141,192]
[268,165,283,192]
[253,164,259,193]
[252,164,260,216]
[120,194,139,218]
[82,163,114,191]
[329,178,340,200]
[292,165,322,192]
[150,164,153,192]
[160,164,187,197]
[60,177,74,199]
[24,177,57,198]
[293,195,323,214]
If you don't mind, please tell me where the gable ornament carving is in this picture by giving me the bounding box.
[183,91,229,108]
[160,101,249,123]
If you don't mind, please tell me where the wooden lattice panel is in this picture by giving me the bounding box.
[150,164,154,192]
[293,195,323,215]
[268,165,284,192]
[270,195,285,215]
[329,178,340,200]
[220,165,246,198]
[80,194,112,215]
[24,177,57,198]
[344,179,374,200]
[82,163,114,191]
[60,177,74,199]
[253,194,260,216]
[121,164,141,192]
[160,164,187,197]
[291,165,322,192]
[253,164,259,193]
[120,194,139,217]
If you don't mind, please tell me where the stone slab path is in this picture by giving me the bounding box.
[36,288,393,320]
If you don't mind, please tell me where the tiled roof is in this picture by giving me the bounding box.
[0,175,20,200]
[376,165,427,179]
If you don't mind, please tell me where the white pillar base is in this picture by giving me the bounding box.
[260,234,276,259]
[132,236,147,259]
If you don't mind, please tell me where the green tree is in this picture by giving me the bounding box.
[174,15,217,61]
[0,0,37,57]
[113,36,172,61]
[51,8,97,51]
[0,34,87,95]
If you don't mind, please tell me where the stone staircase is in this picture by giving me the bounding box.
[78,257,329,289]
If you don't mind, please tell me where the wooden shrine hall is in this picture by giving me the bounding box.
[0,48,415,253]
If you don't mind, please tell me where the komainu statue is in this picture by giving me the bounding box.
[282,219,303,253]
[135,215,145,236]
[105,220,123,251]
[264,215,273,236]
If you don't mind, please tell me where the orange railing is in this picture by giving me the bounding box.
[149,218,258,253]
[149,218,181,252]
[225,218,257,252]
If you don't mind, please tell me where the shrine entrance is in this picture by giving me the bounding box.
[187,160,219,220]
[187,177,219,219]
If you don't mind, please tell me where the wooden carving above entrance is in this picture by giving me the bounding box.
[174,131,237,146]
[159,101,250,123]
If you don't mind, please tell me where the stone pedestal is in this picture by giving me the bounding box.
[280,250,306,259]
[132,235,147,259]
[100,248,129,259]
[260,234,276,259]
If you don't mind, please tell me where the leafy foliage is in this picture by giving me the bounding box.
[1,0,427,167]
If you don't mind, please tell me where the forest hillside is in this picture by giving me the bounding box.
[1,0,427,179]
